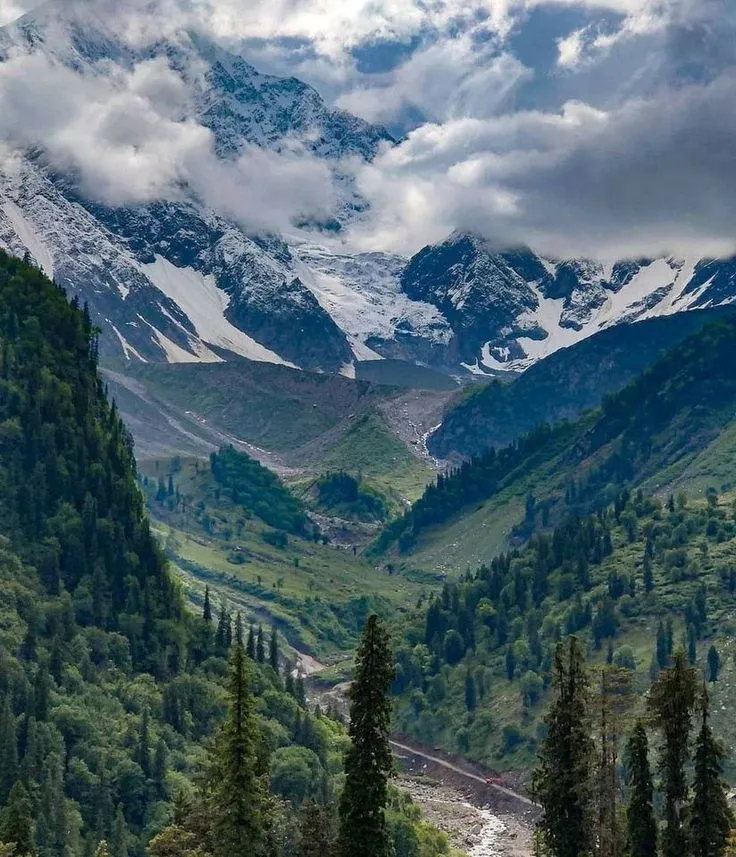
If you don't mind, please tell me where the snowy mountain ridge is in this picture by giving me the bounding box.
[0,1,735,378]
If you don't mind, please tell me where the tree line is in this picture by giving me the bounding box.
[534,637,733,857]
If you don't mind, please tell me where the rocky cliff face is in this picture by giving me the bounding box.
[401,232,736,372]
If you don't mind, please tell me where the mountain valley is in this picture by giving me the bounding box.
[1,2,736,856]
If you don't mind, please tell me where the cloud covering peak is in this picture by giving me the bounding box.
[0,0,733,259]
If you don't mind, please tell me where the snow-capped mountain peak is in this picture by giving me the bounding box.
[0,3,734,378]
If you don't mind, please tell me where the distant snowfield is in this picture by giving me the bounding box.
[294,241,452,362]
[481,257,707,372]
[141,256,297,368]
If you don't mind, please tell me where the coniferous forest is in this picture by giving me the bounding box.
[0,252,448,857]
[533,638,733,857]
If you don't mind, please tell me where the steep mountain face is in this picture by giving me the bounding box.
[401,233,736,370]
[429,305,736,461]
[0,2,430,374]
[1,3,735,378]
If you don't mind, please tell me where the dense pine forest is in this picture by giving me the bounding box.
[391,487,736,774]
[532,638,733,857]
[0,253,448,857]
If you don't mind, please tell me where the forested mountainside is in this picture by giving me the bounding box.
[429,305,736,462]
[374,313,736,568]
[391,488,736,776]
[0,252,449,857]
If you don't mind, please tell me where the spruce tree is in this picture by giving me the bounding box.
[203,586,212,624]
[690,688,733,857]
[532,636,594,857]
[256,626,265,664]
[338,615,395,857]
[647,650,698,857]
[707,646,720,682]
[625,721,657,857]
[269,626,279,675]
[210,635,268,857]
[246,625,256,660]
[215,603,228,655]
[0,782,35,857]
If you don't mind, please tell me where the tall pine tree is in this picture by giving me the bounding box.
[625,721,657,857]
[256,626,265,665]
[210,635,268,857]
[647,650,698,857]
[338,615,395,857]
[532,636,594,857]
[690,687,733,857]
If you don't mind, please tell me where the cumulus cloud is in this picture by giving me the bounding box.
[0,52,336,232]
[336,34,530,126]
[350,73,736,259]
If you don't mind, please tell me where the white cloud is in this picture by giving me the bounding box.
[336,34,530,125]
[349,74,736,259]
[1,0,734,261]
[557,27,587,68]
[0,52,336,232]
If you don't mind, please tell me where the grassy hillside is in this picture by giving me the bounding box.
[141,453,440,661]
[374,314,736,573]
[105,362,439,501]
[391,490,736,780]
[430,306,736,461]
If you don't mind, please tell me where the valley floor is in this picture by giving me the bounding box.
[393,748,535,857]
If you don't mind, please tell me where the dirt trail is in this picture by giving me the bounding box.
[389,740,539,809]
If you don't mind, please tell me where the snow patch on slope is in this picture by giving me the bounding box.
[2,200,55,278]
[141,256,297,367]
[110,323,146,362]
[485,257,708,371]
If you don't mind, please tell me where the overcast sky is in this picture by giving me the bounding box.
[0,0,734,259]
